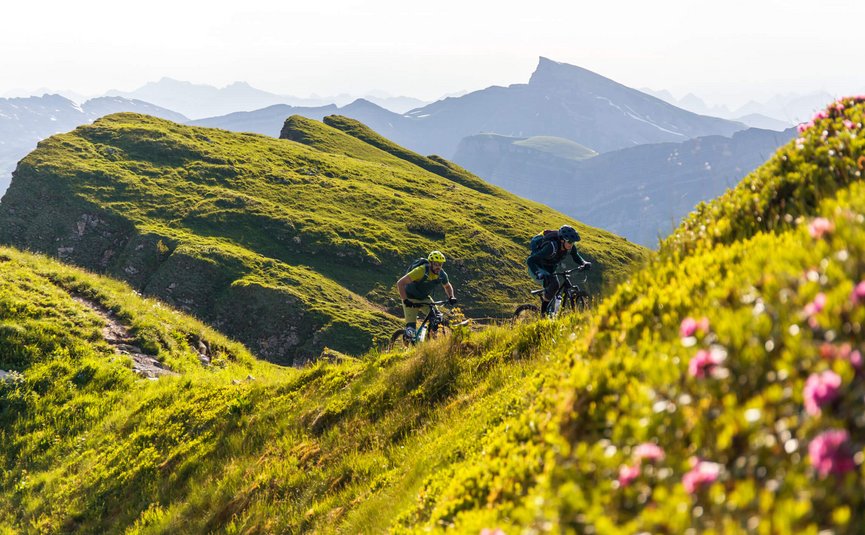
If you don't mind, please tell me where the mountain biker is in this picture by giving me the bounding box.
[397,250,457,341]
[526,225,591,315]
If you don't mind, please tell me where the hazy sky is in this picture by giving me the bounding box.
[3,0,863,108]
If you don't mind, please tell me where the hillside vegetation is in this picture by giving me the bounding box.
[0,113,646,364]
[0,244,594,533]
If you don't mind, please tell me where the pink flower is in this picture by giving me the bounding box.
[803,370,842,416]
[680,316,710,338]
[814,110,829,121]
[844,120,856,130]
[688,347,726,378]
[797,122,812,134]
[680,317,697,337]
[809,429,856,478]
[851,281,865,304]
[808,218,834,239]
[849,350,863,370]
[682,459,721,494]
[618,464,641,486]
[480,529,505,535]
[804,293,827,317]
[634,443,665,462]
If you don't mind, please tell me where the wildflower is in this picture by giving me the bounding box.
[847,350,864,370]
[634,442,665,462]
[803,370,842,416]
[814,110,829,121]
[481,529,505,535]
[680,317,698,338]
[858,156,865,170]
[844,120,856,130]
[682,459,721,494]
[618,464,641,486]
[809,429,856,478]
[804,292,827,317]
[851,281,865,304]
[688,346,727,378]
[808,218,834,239]
[797,122,812,134]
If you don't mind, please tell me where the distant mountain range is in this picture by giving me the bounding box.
[0,94,186,194]
[642,88,839,129]
[453,126,797,247]
[193,57,747,159]
[106,78,429,118]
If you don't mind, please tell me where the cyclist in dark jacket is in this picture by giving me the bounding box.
[526,225,591,315]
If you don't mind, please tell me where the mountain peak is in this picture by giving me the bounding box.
[529,57,613,88]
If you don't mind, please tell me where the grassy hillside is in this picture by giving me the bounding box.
[0,245,591,533]
[2,97,864,533]
[0,113,647,364]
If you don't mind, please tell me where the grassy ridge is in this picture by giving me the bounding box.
[0,113,647,364]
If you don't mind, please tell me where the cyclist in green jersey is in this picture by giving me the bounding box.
[396,250,457,340]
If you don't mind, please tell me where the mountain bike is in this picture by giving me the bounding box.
[389,300,453,349]
[513,266,590,321]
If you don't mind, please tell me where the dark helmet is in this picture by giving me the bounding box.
[559,225,580,243]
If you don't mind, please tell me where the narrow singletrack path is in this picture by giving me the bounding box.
[72,296,176,379]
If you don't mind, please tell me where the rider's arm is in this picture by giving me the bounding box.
[526,241,555,277]
[570,245,588,266]
[443,282,455,300]
[396,274,413,300]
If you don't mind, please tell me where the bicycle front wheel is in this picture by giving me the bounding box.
[576,294,588,312]
[428,323,452,341]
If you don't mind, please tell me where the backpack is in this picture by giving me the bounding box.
[405,257,430,281]
[530,229,559,255]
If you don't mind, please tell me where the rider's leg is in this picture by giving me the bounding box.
[542,276,560,316]
[402,297,433,340]
[402,300,422,339]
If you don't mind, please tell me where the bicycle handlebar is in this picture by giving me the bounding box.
[407,300,448,307]
[556,265,589,276]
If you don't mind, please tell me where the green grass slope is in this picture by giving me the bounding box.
[513,135,599,161]
[0,113,647,364]
[0,246,271,531]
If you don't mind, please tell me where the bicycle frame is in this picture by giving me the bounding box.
[408,300,447,343]
[518,267,590,319]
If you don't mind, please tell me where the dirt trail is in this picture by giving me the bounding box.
[73,296,176,379]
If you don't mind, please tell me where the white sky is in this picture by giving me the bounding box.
[2,0,864,108]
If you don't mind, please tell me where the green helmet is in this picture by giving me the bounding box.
[428,250,446,263]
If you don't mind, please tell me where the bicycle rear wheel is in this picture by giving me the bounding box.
[513,303,540,322]
[389,329,410,350]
